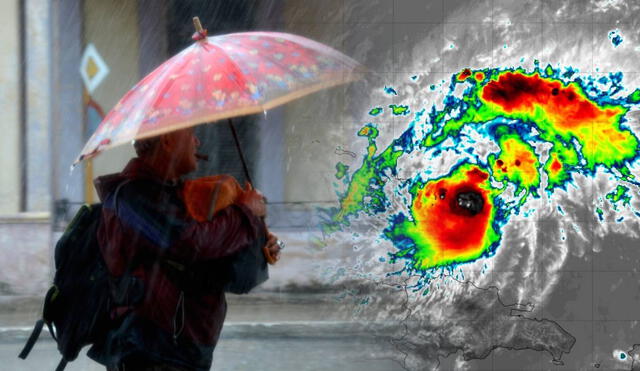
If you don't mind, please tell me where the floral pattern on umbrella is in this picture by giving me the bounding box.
[76,32,364,163]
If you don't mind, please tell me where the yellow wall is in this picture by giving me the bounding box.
[83,0,140,199]
[0,0,21,214]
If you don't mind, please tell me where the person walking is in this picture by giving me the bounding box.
[88,127,281,371]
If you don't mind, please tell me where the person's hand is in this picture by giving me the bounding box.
[262,232,282,265]
[237,183,266,218]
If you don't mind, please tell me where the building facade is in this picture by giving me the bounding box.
[0,0,361,295]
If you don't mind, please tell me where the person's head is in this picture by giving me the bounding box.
[134,127,200,180]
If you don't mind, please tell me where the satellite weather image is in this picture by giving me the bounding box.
[320,0,640,370]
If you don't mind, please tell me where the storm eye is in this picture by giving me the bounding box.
[439,188,447,199]
[456,191,484,215]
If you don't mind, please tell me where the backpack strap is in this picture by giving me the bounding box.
[18,283,60,359]
[112,178,132,214]
[55,358,68,371]
[108,178,148,308]
[17,319,44,359]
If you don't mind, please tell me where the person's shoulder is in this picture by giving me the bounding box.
[116,178,163,202]
[94,158,152,201]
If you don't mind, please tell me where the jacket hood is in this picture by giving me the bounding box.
[93,157,181,201]
[94,172,128,202]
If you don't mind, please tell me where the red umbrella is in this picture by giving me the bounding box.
[76,17,364,177]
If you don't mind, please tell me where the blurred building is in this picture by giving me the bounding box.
[0,0,359,295]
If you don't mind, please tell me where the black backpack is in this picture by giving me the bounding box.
[18,181,269,370]
[19,203,112,371]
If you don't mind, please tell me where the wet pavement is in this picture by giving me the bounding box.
[0,293,408,371]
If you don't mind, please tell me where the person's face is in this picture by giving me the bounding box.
[163,127,200,177]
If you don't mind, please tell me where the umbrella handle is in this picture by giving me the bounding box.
[227,119,253,186]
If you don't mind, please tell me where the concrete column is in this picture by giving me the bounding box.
[50,0,85,209]
[0,0,21,214]
[255,0,286,203]
[25,0,52,212]
[137,0,168,76]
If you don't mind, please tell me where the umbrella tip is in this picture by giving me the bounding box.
[192,17,207,41]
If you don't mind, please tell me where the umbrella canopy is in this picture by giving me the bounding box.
[75,29,364,164]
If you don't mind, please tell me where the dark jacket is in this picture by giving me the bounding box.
[88,158,264,370]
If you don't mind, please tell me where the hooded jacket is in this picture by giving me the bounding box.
[89,157,265,370]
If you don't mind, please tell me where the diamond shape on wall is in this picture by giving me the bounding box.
[80,43,109,94]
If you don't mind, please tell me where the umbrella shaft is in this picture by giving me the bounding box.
[227,119,253,185]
